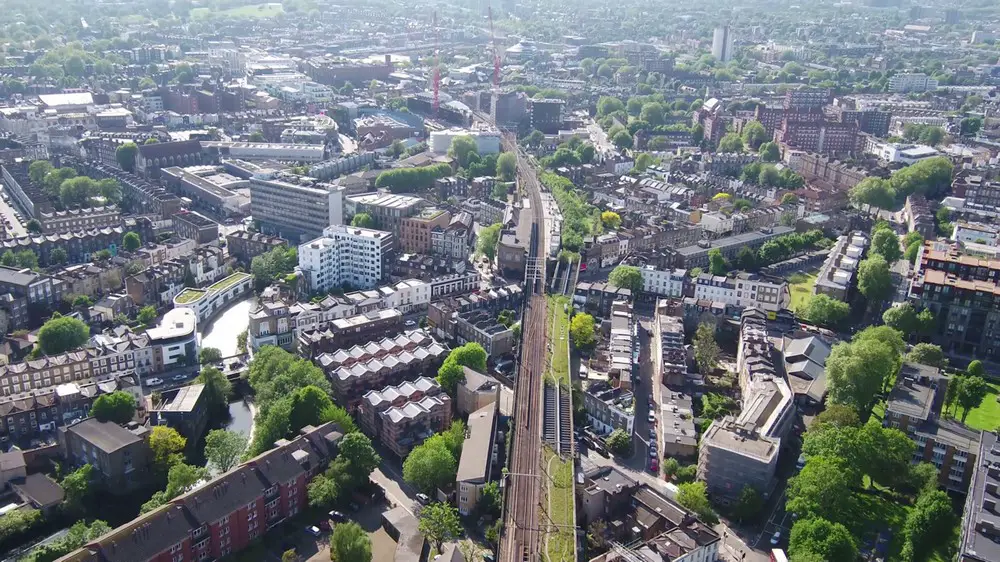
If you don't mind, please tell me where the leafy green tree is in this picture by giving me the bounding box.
[479,481,502,518]
[640,102,665,125]
[28,160,54,185]
[786,456,857,525]
[149,426,186,474]
[788,518,857,562]
[883,303,919,335]
[967,360,985,378]
[799,294,850,329]
[609,265,642,292]
[906,343,947,368]
[0,509,42,545]
[204,429,246,473]
[708,248,728,275]
[448,135,480,168]
[612,130,633,150]
[956,375,989,422]
[48,247,68,265]
[250,246,298,291]
[165,463,208,497]
[25,219,42,234]
[195,366,232,410]
[759,141,780,162]
[871,228,902,263]
[373,164,452,192]
[741,120,768,149]
[38,314,89,355]
[662,458,680,478]
[815,404,860,427]
[403,438,457,492]
[850,177,896,210]
[960,116,983,137]
[330,521,372,562]
[90,391,135,424]
[72,295,92,308]
[733,485,763,522]
[338,432,381,482]
[717,133,744,153]
[693,323,720,375]
[289,385,334,433]
[577,143,596,164]
[436,342,488,393]
[606,429,631,455]
[62,464,94,512]
[901,490,955,562]
[597,96,625,116]
[476,223,502,260]
[857,254,893,304]
[123,231,141,252]
[351,213,375,228]
[199,347,222,364]
[496,152,517,181]
[570,313,596,350]
[115,142,138,172]
[600,211,622,230]
[676,482,718,525]
[137,305,157,325]
[419,502,463,551]
[826,339,898,416]
[525,130,545,147]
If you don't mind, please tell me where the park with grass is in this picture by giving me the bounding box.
[786,269,819,312]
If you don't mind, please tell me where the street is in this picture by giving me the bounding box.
[0,184,27,238]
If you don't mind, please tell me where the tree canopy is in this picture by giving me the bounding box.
[609,265,642,292]
[90,391,136,424]
[38,314,90,355]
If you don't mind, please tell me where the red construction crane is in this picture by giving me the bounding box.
[488,6,501,89]
[432,12,441,116]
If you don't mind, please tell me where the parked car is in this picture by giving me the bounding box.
[770,532,781,546]
[404,319,416,327]
[649,428,656,439]
[305,525,322,537]
[328,510,345,522]
[647,412,656,424]
[171,374,187,382]
[648,457,658,472]
[416,493,430,505]
[147,378,164,386]
[648,447,657,458]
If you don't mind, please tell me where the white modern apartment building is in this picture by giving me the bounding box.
[692,272,790,312]
[299,225,395,292]
[202,141,326,163]
[888,73,939,93]
[863,138,940,164]
[429,127,502,155]
[640,266,687,298]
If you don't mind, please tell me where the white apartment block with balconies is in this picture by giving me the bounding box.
[298,225,394,293]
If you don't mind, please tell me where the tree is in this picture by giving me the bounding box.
[479,481,502,518]
[123,231,141,252]
[289,385,334,432]
[149,426,186,474]
[858,254,893,304]
[569,313,596,351]
[612,130,633,150]
[600,211,622,230]
[956,375,988,422]
[799,294,851,329]
[249,131,265,142]
[640,102,665,124]
[350,213,375,228]
[282,550,296,562]
[37,314,89,355]
[403,438,457,492]
[25,219,41,234]
[336,433,381,482]
[901,490,955,561]
[967,360,985,378]
[90,391,136,424]
[419,502,463,550]
[137,305,157,325]
[609,265,642,292]
[204,429,246,474]
[733,485,763,522]
[195,366,233,410]
[476,223,502,260]
[606,429,631,455]
[115,142,138,172]
[786,456,857,525]
[759,141,780,162]
[826,339,899,416]
[62,464,94,512]
[28,160,53,185]
[960,116,983,137]
[883,303,919,335]
[165,463,208,497]
[676,482,718,525]
[871,228,902,263]
[597,96,625,116]
[0,509,42,545]
[815,404,860,427]
[199,347,222,364]
[497,152,517,181]
[735,246,757,270]
[850,177,896,211]
[448,135,480,169]
[717,133,744,153]
[525,130,545,147]
[693,322,720,375]
[577,143,596,164]
[742,120,768,149]
[708,248,728,275]
[72,295,92,308]
[43,247,69,268]
[907,343,947,368]
[330,522,372,562]
[917,308,936,337]
[789,518,857,562]
[250,246,299,291]
[781,193,799,206]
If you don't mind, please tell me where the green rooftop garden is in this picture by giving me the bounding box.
[208,272,251,293]
[175,289,207,304]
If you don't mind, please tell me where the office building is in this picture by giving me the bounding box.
[456,402,500,515]
[712,26,734,62]
[298,225,394,293]
[249,175,345,242]
[528,99,564,134]
[698,310,794,502]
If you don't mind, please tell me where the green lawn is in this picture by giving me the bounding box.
[190,3,284,19]
[961,381,1000,431]
[786,269,818,312]
[542,446,575,562]
[548,296,571,386]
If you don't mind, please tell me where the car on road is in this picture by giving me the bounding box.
[305,525,322,537]
[404,320,416,327]
[770,532,782,546]
[647,412,656,424]
[648,457,658,472]
[328,510,345,522]
[649,428,656,439]
[648,447,657,458]
[146,378,164,386]
[416,493,430,505]
[171,374,187,382]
